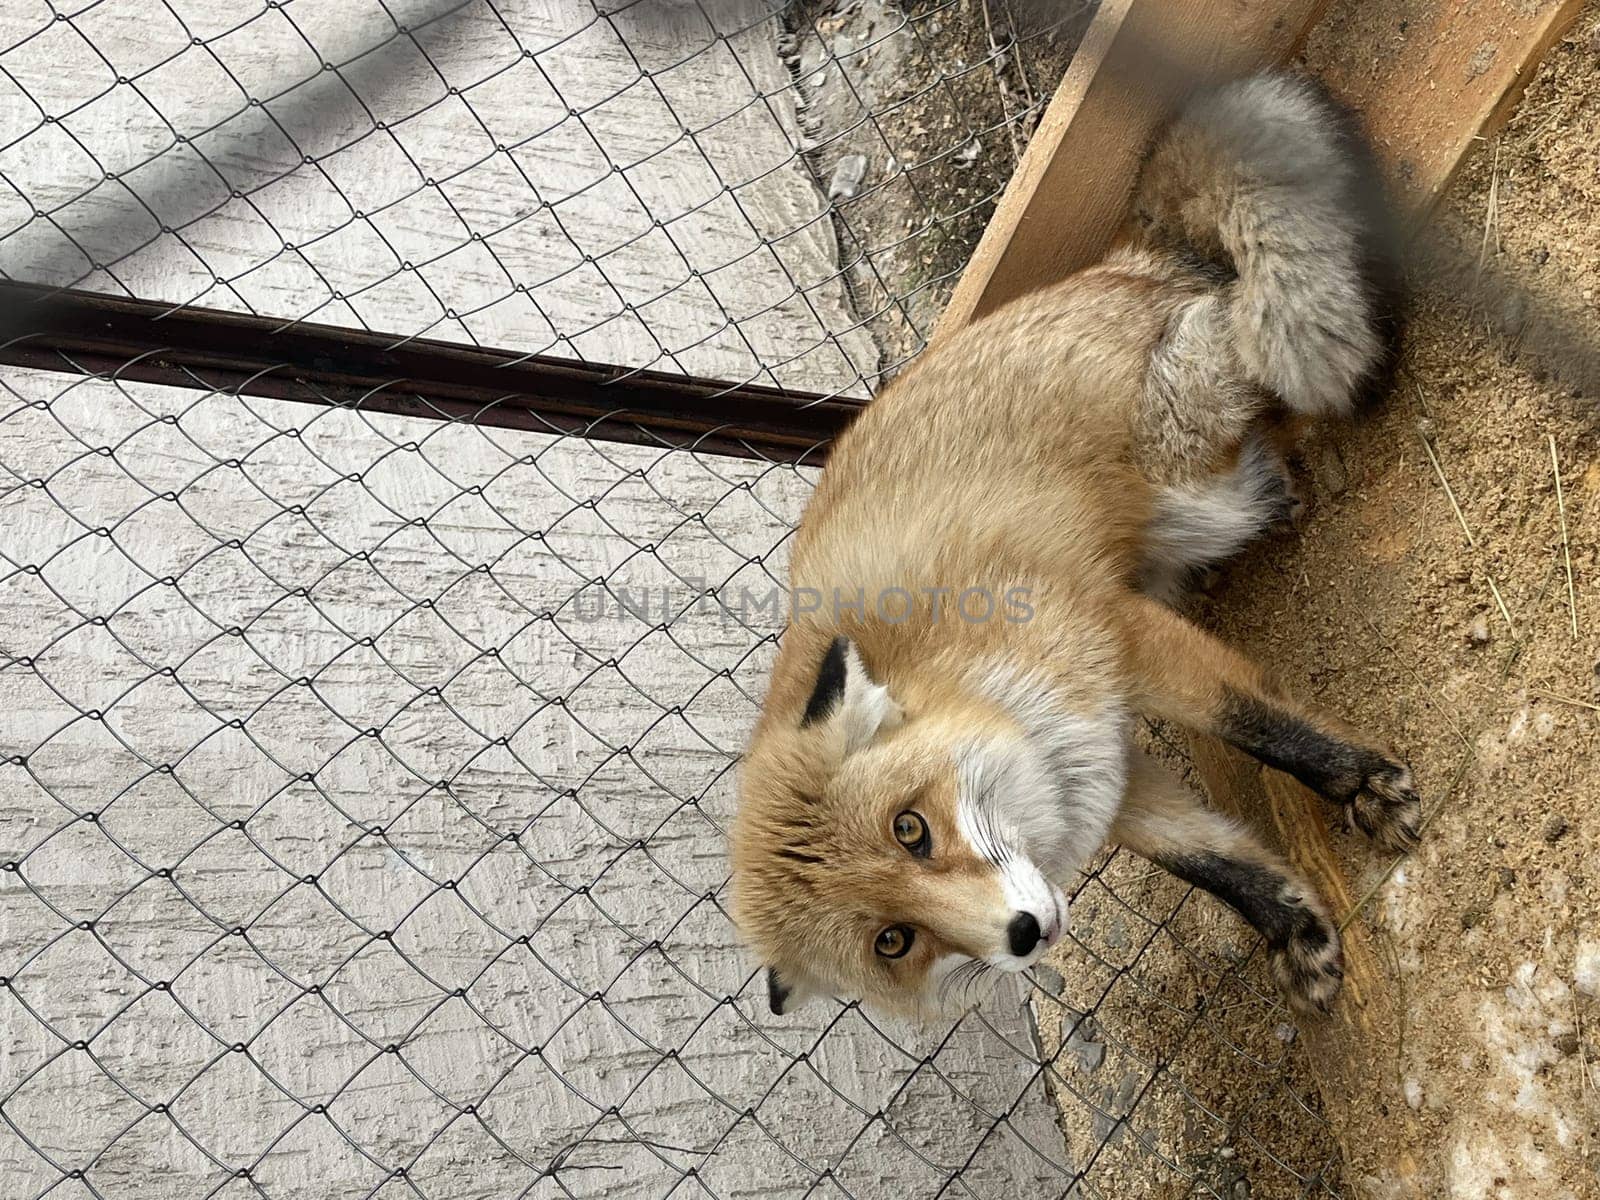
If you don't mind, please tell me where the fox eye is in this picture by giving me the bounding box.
[892,810,930,857]
[875,925,914,959]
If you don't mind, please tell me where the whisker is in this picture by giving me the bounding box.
[939,957,994,1008]
[977,777,1015,868]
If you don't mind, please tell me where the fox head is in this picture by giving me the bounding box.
[729,635,1126,1018]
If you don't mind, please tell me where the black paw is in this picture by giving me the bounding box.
[1346,757,1421,853]
[1269,913,1344,1018]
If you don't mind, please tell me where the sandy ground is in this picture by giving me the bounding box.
[1218,9,1600,1195]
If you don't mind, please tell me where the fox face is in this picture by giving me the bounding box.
[730,637,1126,1018]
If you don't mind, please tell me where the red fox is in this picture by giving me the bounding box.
[729,74,1418,1020]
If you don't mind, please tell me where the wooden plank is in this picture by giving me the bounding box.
[1189,738,1432,1190]
[1311,0,1589,225]
[934,0,1331,336]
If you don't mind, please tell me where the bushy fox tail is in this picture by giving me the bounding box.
[1130,73,1402,415]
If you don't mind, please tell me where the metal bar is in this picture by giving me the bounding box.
[0,282,862,464]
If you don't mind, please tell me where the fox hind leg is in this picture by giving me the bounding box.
[1113,754,1344,1016]
[1138,430,1299,603]
[1135,294,1308,602]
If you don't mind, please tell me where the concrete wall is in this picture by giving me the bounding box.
[0,3,1071,1197]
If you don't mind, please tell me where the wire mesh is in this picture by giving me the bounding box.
[2,2,1348,1197]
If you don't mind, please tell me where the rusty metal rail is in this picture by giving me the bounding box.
[0,282,858,465]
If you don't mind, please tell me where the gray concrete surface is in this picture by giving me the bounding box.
[0,3,1071,1198]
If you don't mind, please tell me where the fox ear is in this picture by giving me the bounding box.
[801,637,902,753]
[766,966,816,1016]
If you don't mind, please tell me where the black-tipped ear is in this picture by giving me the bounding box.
[801,637,849,726]
[799,638,903,753]
[766,967,792,1015]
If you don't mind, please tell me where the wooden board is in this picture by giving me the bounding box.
[934,0,1331,336]
[1312,0,1590,225]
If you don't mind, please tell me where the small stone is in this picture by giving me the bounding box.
[826,154,868,203]
[1217,940,1248,965]
[1403,1078,1423,1110]
[1111,1071,1138,1111]
[1498,866,1517,891]
[1415,416,1436,440]
[1273,1022,1298,1044]
[1033,964,1065,995]
[1553,1031,1580,1057]
[1230,1180,1251,1200]
[1315,441,1348,496]
[1543,814,1570,844]
[1467,613,1491,645]
[1067,1030,1106,1073]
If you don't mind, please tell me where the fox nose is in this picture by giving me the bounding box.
[1007,912,1042,958]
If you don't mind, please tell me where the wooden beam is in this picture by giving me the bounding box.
[1311,0,1589,226]
[935,0,1331,336]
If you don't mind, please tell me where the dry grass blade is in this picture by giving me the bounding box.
[1550,434,1578,639]
[1479,140,1501,268]
[1418,429,1477,549]
[1418,426,1519,636]
[1485,575,1519,641]
[1528,688,1600,714]
[980,0,1027,164]
[1357,611,1472,750]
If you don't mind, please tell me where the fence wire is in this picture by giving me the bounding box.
[2,2,1347,1197]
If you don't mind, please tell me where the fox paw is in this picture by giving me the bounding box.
[1269,916,1344,1018]
[1346,757,1421,853]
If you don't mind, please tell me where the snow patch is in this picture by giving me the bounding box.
[1378,860,1431,969]
[1403,1077,1423,1111]
[1575,938,1600,997]
[1449,961,1580,1194]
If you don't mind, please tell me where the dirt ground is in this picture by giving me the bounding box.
[1208,8,1600,1196]
[798,1,1599,1195]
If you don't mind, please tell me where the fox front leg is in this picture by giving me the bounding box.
[1120,595,1421,852]
[1112,754,1344,1016]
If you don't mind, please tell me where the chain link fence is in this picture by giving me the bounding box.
[2,2,1346,1197]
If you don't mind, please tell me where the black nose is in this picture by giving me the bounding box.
[1007,912,1041,958]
